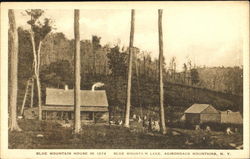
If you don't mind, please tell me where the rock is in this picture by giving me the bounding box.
[236,144,243,150]
[61,123,71,128]
[205,126,211,132]
[147,132,155,136]
[185,139,194,145]
[118,120,123,125]
[229,143,237,147]
[138,116,142,123]
[226,127,233,135]
[130,129,137,133]
[97,132,106,137]
[172,131,181,136]
[109,120,115,125]
[234,128,238,133]
[195,125,201,130]
[36,134,44,138]
[152,121,160,132]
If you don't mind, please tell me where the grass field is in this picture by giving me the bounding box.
[9,119,243,149]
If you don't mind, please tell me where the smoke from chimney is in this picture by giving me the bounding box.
[64,85,69,90]
[91,82,104,91]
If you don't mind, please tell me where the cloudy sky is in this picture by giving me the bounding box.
[15,2,248,71]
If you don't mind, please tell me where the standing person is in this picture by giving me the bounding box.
[148,117,152,131]
[143,115,147,127]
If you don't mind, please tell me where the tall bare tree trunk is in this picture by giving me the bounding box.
[93,47,96,78]
[9,9,21,131]
[156,60,158,80]
[29,30,42,120]
[20,80,30,115]
[36,75,42,120]
[158,9,167,134]
[143,52,146,76]
[36,41,42,120]
[135,53,142,118]
[104,59,107,76]
[124,9,135,128]
[30,78,34,108]
[74,9,81,134]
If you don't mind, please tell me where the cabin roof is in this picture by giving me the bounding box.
[45,88,108,107]
[184,104,218,114]
[42,106,108,112]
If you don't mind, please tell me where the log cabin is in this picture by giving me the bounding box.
[41,87,109,124]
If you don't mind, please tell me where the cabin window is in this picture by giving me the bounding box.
[44,111,95,121]
[68,112,72,120]
[62,112,68,120]
[45,111,73,120]
[80,112,94,120]
[56,112,62,120]
[42,111,46,120]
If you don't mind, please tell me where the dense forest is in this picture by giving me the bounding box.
[14,27,243,115]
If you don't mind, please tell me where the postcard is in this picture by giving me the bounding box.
[1,1,249,159]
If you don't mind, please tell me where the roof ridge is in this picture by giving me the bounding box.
[46,88,106,91]
[185,104,213,113]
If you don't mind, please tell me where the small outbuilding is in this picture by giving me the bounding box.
[220,110,243,124]
[184,104,220,124]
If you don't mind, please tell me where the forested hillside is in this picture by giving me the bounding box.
[197,67,243,96]
[15,28,243,114]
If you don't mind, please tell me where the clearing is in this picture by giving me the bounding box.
[9,119,243,149]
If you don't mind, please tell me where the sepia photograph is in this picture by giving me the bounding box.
[1,1,249,159]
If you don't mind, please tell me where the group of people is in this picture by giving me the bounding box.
[195,124,239,135]
[141,115,160,132]
[109,114,161,132]
[226,127,238,135]
[195,125,211,132]
[130,114,161,132]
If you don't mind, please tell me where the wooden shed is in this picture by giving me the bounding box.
[220,110,243,124]
[41,88,109,123]
[184,104,220,124]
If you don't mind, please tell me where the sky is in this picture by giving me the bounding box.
[15,2,248,71]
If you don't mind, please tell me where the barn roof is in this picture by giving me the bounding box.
[45,88,108,107]
[184,104,218,114]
